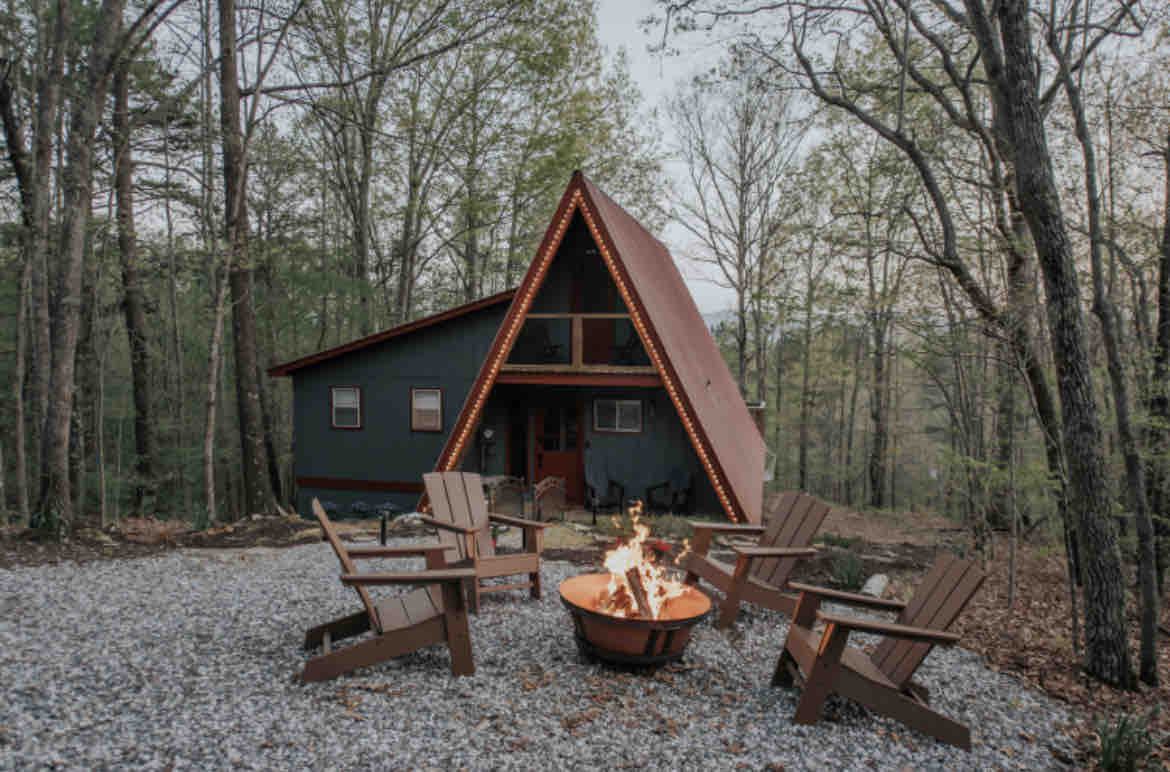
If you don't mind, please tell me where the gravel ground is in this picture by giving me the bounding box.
[0,541,1076,771]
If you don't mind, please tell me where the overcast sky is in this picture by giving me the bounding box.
[595,0,736,316]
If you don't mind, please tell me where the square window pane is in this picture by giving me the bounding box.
[414,390,440,411]
[617,401,641,431]
[332,387,361,428]
[413,389,442,431]
[595,400,617,431]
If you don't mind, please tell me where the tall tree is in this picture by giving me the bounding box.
[668,64,805,394]
[113,61,159,513]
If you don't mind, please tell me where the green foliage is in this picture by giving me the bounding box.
[597,512,693,543]
[816,531,861,550]
[1095,711,1155,772]
[830,551,866,591]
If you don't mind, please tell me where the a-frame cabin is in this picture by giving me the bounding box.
[270,172,764,523]
[434,172,764,523]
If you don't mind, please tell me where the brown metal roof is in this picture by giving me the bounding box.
[267,289,516,376]
[579,177,765,522]
[434,172,765,522]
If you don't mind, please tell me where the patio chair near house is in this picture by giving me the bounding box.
[645,466,694,514]
[301,498,475,681]
[422,471,546,614]
[681,490,829,628]
[584,452,625,526]
[772,553,986,750]
[534,476,566,522]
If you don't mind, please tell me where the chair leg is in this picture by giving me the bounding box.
[772,648,798,688]
[529,570,542,599]
[469,579,482,614]
[716,556,752,629]
[304,610,371,649]
[849,686,972,750]
[792,623,849,724]
[442,583,475,677]
[301,633,396,682]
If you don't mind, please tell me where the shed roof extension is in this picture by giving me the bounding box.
[435,172,765,522]
[267,289,515,376]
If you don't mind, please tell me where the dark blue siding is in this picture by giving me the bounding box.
[292,304,506,515]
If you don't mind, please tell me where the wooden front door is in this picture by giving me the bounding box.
[532,403,583,503]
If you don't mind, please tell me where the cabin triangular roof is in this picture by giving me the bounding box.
[436,172,764,523]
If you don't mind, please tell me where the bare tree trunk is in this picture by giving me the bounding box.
[220,0,273,518]
[1055,46,1158,686]
[162,111,189,519]
[30,0,69,451]
[868,320,887,508]
[203,265,230,525]
[772,333,785,487]
[996,0,1132,687]
[1149,131,1170,594]
[36,0,126,533]
[844,327,862,507]
[798,291,813,491]
[991,342,1017,529]
[10,255,31,524]
[113,65,158,513]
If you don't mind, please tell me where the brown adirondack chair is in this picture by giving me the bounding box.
[772,553,986,750]
[681,491,830,628]
[301,498,475,681]
[422,471,546,613]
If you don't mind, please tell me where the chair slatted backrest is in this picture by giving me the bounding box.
[423,472,494,563]
[751,492,832,587]
[312,498,381,632]
[872,553,986,688]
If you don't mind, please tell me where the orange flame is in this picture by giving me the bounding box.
[594,500,690,619]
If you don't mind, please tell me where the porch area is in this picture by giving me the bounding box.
[459,383,717,515]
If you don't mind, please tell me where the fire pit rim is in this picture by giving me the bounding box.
[557,576,712,630]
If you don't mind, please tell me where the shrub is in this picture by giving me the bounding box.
[598,512,694,543]
[816,532,861,549]
[830,552,866,591]
[1096,711,1154,772]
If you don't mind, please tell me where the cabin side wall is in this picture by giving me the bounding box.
[291,304,507,516]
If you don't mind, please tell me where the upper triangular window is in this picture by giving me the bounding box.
[505,211,649,367]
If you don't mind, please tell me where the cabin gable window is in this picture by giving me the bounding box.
[331,386,362,429]
[411,387,443,432]
[593,398,642,433]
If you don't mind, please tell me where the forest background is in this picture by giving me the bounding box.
[0,0,1168,689]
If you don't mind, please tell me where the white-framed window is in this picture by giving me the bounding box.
[411,387,443,432]
[593,398,642,433]
[331,386,362,429]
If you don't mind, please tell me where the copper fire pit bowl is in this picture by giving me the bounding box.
[558,573,712,666]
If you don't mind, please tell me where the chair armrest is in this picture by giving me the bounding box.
[690,522,766,536]
[416,515,477,534]
[345,544,447,559]
[816,610,961,645]
[789,581,907,611]
[340,568,476,587]
[488,513,548,529]
[733,546,817,559]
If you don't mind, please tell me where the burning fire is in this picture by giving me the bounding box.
[594,501,690,619]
